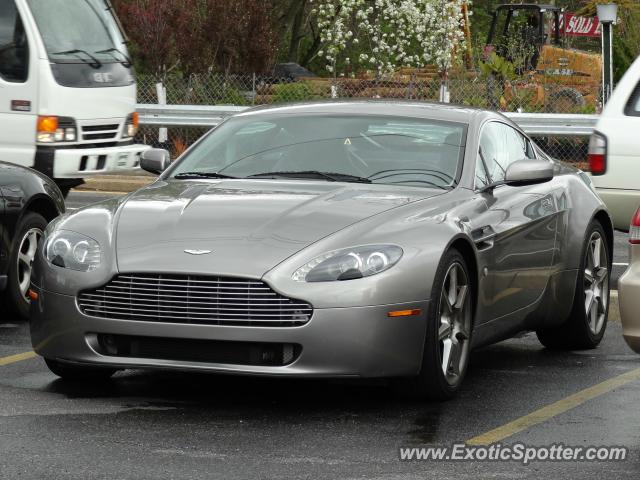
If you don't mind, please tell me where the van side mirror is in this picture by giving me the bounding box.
[140,148,171,175]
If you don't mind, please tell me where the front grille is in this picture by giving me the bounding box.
[78,274,313,326]
[94,334,301,366]
[83,124,119,132]
[81,124,119,141]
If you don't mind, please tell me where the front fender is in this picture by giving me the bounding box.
[264,202,471,309]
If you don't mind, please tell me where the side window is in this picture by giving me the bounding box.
[625,81,640,116]
[476,122,535,188]
[0,0,29,83]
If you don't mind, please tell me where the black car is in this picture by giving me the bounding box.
[0,162,64,318]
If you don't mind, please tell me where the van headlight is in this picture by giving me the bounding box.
[122,112,139,139]
[45,230,101,272]
[292,245,403,282]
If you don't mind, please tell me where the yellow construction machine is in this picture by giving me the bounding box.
[485,3,602,111]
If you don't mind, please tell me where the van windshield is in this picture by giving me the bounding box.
[26,0,128,64]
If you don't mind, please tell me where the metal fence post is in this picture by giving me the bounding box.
[252,73,256,105]
[156,82,168,144]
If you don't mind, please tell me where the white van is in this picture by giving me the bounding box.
[0,0,147,195]
[589,55,640,230]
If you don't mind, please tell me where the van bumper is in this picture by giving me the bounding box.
[34,143,149,179]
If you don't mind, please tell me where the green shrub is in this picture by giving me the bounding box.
[272,82,317,103]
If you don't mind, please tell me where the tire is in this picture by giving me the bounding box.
[45,358,117,381]
[537,221,610,350]
[2,212,48,319]
[396,249,474,400]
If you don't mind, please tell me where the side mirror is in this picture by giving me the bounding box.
[140,148,171,175]
[504,159,554,187]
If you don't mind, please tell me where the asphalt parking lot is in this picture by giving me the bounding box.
[1,191,638,479]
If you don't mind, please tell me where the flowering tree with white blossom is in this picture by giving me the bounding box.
[311,0,468,78]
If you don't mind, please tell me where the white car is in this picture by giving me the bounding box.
[589,55,640,230]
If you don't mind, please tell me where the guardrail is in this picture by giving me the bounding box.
[137,104,598,136]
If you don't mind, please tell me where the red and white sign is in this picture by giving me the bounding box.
[557,13,602,38]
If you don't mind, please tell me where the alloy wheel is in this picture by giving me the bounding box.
[17,228,43,302]
[438,262,471,386]
[584,231,609,335]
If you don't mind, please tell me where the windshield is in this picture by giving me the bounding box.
[26,0,128,64]
[170,114,467,189]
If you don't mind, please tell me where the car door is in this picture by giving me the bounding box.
[0,0,37,167]
[471,121,559,324]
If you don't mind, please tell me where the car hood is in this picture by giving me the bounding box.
[115,179,445,277]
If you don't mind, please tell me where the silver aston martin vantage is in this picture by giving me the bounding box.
[29,101,613,399]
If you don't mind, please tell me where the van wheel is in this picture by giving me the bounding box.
[537,221,610,350]
[3,212,47,319]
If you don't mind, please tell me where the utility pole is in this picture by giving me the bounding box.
[597,3,618,105]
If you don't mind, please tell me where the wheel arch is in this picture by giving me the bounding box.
[23,194,61,223]
[592,209,614,262]
[447,236,479,320]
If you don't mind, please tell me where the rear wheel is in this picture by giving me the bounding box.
[396,250,473,400]
[45,358,117,381]
[3,212,47,319]
[537,221,610,350]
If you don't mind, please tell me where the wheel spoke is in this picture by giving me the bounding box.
[454,285,468,310]
[448,266,458,308]
[439,320,452,341]
[595,267,608,285]
[584,268,594,284]
[592,238,602,268]
[587,242,595,270]
[18,252,30,267]
[441,338,452,376]
[18,274,30,297]
[447,340,462,376]
[442,289,454,314]
[585,289,594,316]
[589,297,599,331]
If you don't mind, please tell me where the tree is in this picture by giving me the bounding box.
[311,0,467,77]
[112,0,278,78]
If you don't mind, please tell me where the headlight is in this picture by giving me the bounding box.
[122,112,139,139]
[45,230,101,272]
[292,245,403,282]
[37,116,77,143]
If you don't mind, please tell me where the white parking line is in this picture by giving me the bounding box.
[613,262,629,267]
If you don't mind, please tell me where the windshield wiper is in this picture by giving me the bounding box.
[51,49,102,69]
[95,47,132,67]
[247,171,371,183]
[173,172,237,180]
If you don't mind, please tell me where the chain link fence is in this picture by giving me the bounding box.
[136,72,598,165]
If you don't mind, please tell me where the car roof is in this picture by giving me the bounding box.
[236,100,488,125]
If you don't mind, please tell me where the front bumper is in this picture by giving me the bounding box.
[619,260,640,353]
[34,143,149,179]
[30,287,429,378]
